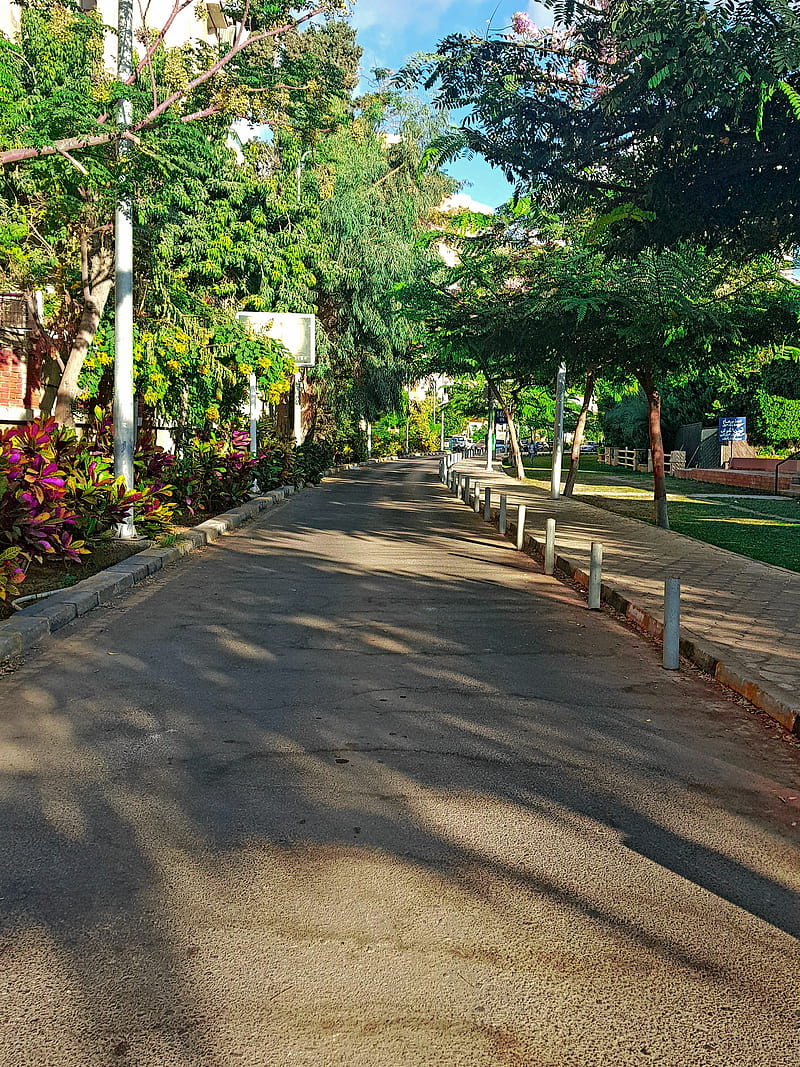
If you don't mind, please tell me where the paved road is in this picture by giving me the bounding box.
[0,459,798,1067]
[454,457,800,728]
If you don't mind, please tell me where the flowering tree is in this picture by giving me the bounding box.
[409,0,800,255]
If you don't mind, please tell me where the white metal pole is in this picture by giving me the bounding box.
[663,578,681,670]
[544,517,556,575]
[486,391,494,471]
[249,372,259,458]
[551,362,566,499]
[113,0,137,539]
[366,420,372,458]
[293,373,303,446]
[588,541,603,609]
[516,504,526,550]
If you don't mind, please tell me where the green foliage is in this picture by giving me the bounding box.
[407,398,440,453]
[412,0,800,254]
[601,393,650,449]
[2,5,463,452]
[0,546,26,602]
[170,430,256,515]
[753,390,800,447]
[762,352,800,398]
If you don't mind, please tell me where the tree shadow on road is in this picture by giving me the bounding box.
[1,462,799,1064]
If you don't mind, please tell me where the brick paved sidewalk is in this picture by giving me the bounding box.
[451,458,800,732]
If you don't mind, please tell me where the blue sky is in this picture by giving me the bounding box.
[350,1,551,210]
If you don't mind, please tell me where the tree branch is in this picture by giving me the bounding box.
[56,147,89,176]
[137,0,161,112]
[80,232,92,305]
[0,6,324,167]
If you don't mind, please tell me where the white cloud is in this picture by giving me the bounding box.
[439,192,494,215]
[525,2,553,28]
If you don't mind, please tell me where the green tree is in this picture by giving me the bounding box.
[411,0,800,255]
[0,0,328,425]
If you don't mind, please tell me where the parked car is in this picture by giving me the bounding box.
[580,442,599,453]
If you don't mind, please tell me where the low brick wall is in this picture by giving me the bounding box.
[673,468,794,491]
[729,458,799,473]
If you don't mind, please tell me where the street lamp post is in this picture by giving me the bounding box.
[486,390,494,471]
[551,362,566,499]
[113,0,138,538]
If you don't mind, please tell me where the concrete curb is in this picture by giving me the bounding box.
[445,475,799,735]
[0,458,393,666]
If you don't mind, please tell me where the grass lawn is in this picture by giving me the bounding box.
[505,457,800,572]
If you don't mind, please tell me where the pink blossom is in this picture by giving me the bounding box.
[511,11,536,36]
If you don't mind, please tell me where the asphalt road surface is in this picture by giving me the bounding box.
[0,459,798,1067]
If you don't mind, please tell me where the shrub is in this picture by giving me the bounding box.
[254,437,296,491]
[295,438,335,483]
[84,419,176,537]
[754,389,800,449]
[0,546,26,601]
[169,430,255,514]
[0,418,88,564]
[64,453,144,549]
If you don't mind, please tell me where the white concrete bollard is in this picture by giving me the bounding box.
[544,517,556,575]
[483,486,492,521]
[462,475,471,504]
[516,504,526,550]
[663,578,681,670]
[588,541,603,610]
[499,493,508,534]
[473,483,481,513]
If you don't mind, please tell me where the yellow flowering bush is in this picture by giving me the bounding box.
[78,313,294,431]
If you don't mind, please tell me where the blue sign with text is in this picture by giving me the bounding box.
[494,412,508,426]
[719,417,746,442]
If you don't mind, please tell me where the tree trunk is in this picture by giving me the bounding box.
[563,370,596,497]
[486,375,525,479]
[505,407,526,480]
[54,248,114,428]
[638,370,669,529]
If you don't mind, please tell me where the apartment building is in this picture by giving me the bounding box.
[0,1,231,59]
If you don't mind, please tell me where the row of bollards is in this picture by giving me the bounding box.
[441,457,681,671]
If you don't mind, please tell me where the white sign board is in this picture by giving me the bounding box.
[236,312,316,367]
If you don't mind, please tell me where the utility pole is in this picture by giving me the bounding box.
[486,389,494,471]
[551,362,566,499]
[249,372,259,458]
[293,373,303,446]
[114,0,137,538]
[405,385,410,454]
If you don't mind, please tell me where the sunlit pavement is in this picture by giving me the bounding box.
[0,459,798,1066]
[454,456,800,728]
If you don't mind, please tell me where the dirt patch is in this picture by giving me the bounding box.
[0,540,146,622]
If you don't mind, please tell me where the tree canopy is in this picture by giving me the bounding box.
[411,0,800,255]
